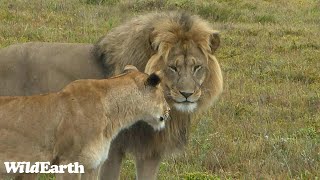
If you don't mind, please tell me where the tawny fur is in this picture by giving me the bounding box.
[0,68,169,179]
[94,11,223,158]
[0,11,222,180]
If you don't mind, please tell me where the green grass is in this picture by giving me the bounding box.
[1,0,319,179]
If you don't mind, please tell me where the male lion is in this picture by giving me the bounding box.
[0,12,223,179]
[0,65,170,180]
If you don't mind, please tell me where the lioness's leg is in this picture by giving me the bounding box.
[81,165,101,180]
[15,174,38,180]
[55,173,81,180]
[135,156,161,180]
[99,146,124,180]
[55,160,81,180]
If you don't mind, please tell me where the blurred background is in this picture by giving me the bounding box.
[0,0,319,179]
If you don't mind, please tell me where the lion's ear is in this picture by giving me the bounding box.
[145,73,161,87]
[210,31,220,54]
[123,65,138,73]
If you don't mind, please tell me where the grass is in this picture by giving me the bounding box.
[1,0,319,179]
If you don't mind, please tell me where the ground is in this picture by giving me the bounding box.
[0,0,319,179]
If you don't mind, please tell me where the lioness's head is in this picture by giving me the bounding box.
[124,65,170,131]
[145,13,222,113]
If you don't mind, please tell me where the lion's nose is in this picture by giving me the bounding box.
[179,91,193,98]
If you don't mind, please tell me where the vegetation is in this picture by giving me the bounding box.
[1,0,319,179]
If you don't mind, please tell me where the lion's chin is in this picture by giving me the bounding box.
[173,103,197,113]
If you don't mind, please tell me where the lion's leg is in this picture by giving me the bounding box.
[99,146,124,180]
[135,156,161,180]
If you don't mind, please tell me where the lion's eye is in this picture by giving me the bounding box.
[193,65,202,73]
[169,66,178,72]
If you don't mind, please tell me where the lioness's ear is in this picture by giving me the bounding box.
[210,31,220,54]
[145,54,164,75]
[145,73,161,87]
[123,65,138,73]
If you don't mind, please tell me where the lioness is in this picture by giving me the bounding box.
[0,11,223,180]
[0,65,170,180]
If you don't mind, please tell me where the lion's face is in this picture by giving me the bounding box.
[146,42,210,113]
[163,43,207,113]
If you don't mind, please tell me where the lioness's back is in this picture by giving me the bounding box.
[0,73,127,171]
[0,70,141,163]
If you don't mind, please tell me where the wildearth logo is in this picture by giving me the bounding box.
[4,162,84,174]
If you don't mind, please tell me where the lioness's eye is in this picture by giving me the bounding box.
[169,66,178,72]
[193,65,202,73]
